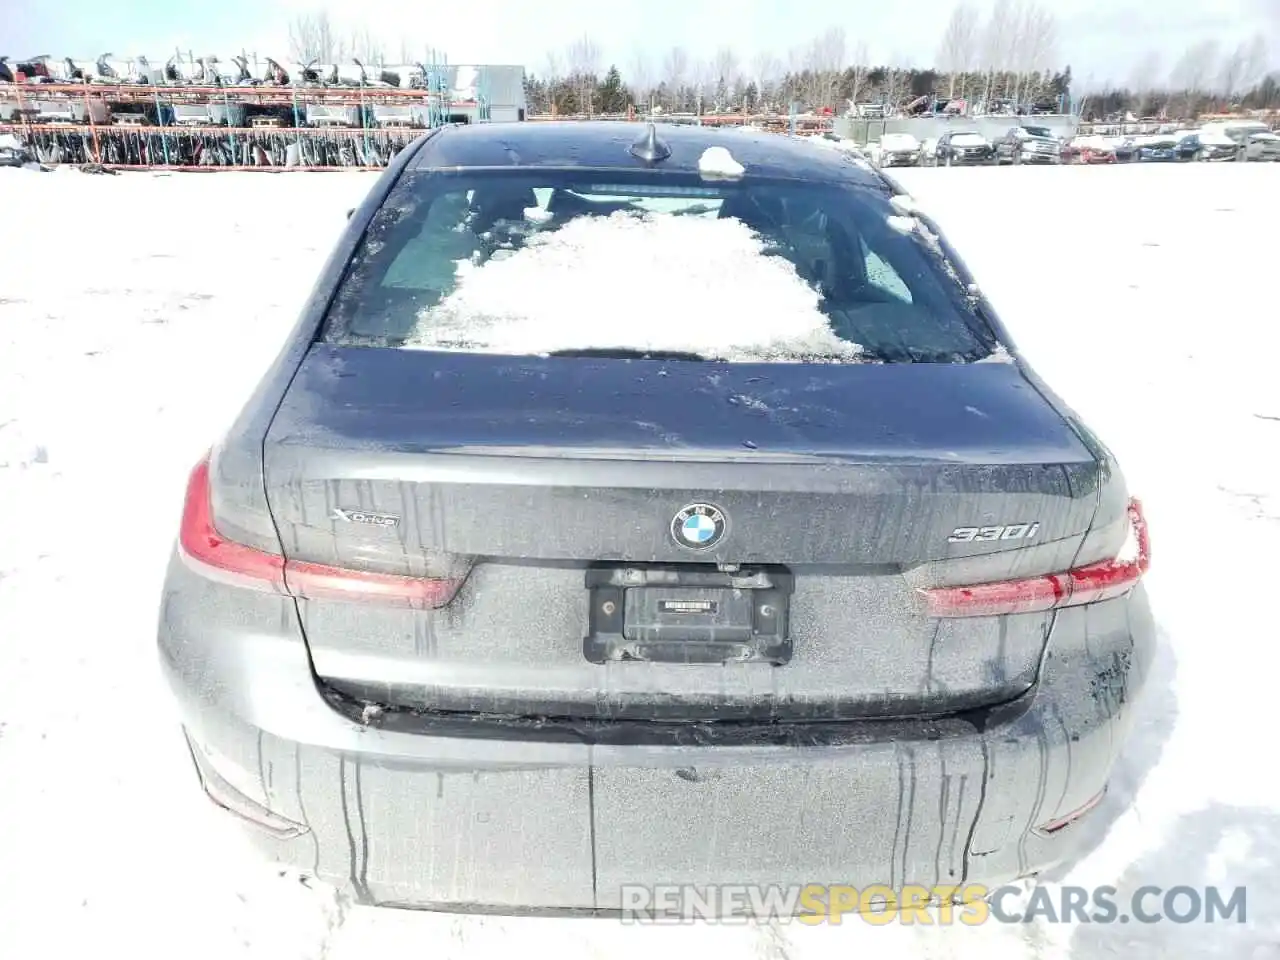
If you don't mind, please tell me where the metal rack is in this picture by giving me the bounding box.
[3,121,420,169]
[0,51,487,169]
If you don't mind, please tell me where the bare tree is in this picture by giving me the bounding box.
[883,52,913,109]
[981,0,1017,102]
[840,41,870,108]
[713,45,741,109]
[347,26,385,68]
[1128,50,1163,114]
[542,51,564,114]
[288,11,338,63]
[782,43,806,106]
[1012,1,1058,102]
[543,50,562,83]
[748,50,779,110]
[1170,39,1221,115]
[629,48,653,107]
[662,46,690,109]
[937,3,981,97]
[565,34,601,115]
[1128,49,1162,90]
[808,27,847,110]
[1005,0,1028,98]
[1240,33,1270,91]
[690,58,714,109]
[750,50,778,87]
[1169,39,1220,95]
[1219,42,1247,96]
[566,34,600,76]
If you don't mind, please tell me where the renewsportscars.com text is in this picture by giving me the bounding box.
[617,883,1248,925]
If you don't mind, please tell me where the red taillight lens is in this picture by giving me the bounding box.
[179,458,286,591]
[921,498,1150,619]
[178,456,463,609]
[284,558,462,608]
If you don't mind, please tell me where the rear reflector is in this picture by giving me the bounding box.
[921,498,1150,618]
[178,456,463,609]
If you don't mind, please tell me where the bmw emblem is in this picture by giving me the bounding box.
[671,502,728,550]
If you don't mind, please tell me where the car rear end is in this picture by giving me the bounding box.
[158,126,1155,914]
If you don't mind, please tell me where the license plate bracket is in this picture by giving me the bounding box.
[583,564,794,665]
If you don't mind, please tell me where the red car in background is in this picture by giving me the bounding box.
[1062,136,1118,164]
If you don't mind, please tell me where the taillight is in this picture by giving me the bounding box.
[921,498,1150,618]
[179,458,286,591]
[178,455,463,609]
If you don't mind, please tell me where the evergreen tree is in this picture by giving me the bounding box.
[596,65,628,113]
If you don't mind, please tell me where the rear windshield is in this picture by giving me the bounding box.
[323,169,998,363]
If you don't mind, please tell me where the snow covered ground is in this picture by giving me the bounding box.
[1,162,1277,959]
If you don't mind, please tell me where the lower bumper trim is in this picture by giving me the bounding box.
[184,728,309,840]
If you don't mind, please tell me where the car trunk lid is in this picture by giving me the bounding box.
[262,345,1103,721]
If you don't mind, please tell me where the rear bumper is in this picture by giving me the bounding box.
[158,551,1156,914]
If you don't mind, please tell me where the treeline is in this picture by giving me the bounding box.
[523,65,1074,116]
[525,4,1276,119]
[523,65,1280,119]
[284,4,1278,119]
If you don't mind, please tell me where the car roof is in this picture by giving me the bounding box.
[410,121,888,186]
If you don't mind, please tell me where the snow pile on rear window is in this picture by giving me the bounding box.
[403,210,864,362]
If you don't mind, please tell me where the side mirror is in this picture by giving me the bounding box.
[346,208,354,220]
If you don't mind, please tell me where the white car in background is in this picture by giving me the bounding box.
[865,133,922,168]
[1200,120,1279,161]
[1190,128,1242,161]
[1244,131,1280,161]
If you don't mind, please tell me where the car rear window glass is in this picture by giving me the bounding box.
[323,169,998,363]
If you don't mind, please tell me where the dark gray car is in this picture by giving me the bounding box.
[995,125,1062,164]
[158,121,1154,916]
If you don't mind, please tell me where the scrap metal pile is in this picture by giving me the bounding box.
[0,53,516,170]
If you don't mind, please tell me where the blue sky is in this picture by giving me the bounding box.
[7,0,1277,88]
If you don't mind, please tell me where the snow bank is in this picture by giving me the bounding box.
[4,163,1280,960]
[405,210,864,362]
